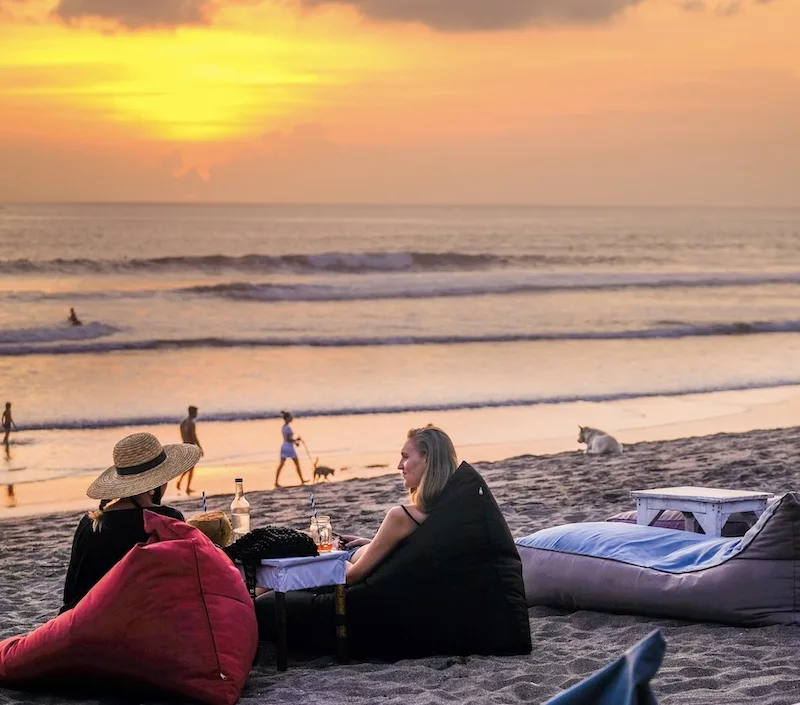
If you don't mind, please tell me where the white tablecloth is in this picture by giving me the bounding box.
[253,550,348,592]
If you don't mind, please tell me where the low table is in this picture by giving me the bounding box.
[630,486,773,537]
[248,550,348,671]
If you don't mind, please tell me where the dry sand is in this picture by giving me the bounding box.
[2,426,800,704]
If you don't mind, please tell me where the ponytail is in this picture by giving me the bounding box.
[87,498,120,531]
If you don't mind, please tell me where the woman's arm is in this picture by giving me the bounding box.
[345,506,418,585]
[60,519,88,613]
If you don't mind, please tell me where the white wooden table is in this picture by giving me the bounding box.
[630,486,773,537]
[242,551,348,671]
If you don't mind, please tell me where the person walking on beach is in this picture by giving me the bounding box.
[2,402,17,449]
[275,411,307,487]
[176,405,203,494]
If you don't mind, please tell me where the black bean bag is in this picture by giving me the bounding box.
[255,462,531,660]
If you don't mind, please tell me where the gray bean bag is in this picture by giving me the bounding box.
[517,492,800,626]
[256,462,531,660]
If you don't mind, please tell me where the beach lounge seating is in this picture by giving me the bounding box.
[0,511,257,705]
[607,508,753,536]
[256,462,532,660]
[543,629,665,705]
[517,492,800,626]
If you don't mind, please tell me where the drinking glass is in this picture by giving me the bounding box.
[310,515,333,552]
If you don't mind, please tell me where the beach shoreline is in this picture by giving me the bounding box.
[2,425,800,704]
[4,384,800,518]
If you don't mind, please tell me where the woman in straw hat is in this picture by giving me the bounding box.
[60,432,200,614]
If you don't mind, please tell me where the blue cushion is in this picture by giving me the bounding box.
[516,521,744,573]
[543,629,665,705]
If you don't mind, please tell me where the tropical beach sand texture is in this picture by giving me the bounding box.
[2,427,800,705]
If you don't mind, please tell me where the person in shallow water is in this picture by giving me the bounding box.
[68,308,82,326]
[2,402,16,449]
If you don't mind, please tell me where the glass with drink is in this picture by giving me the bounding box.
[309,515,333,552]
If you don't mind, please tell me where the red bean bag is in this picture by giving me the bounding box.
[0,511,257,705]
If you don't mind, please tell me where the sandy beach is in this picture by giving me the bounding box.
[1,426,800,704]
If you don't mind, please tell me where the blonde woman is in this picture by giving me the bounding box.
[345,425,457,585]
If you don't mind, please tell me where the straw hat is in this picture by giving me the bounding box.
[187,511,233,547]
[87,432,201,501]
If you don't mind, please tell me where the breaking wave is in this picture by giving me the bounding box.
[2,319,800,356]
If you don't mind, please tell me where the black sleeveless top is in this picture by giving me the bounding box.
[61,505,184,613]
[400,505,421,526]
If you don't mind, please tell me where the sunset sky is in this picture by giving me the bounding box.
[1,0,798,204]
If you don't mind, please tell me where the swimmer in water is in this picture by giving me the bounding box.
[68,308,83,326]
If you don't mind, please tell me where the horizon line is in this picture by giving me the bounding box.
[2,201,799,210]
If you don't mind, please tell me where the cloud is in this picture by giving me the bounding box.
[53,0,212,29]
[678,0,774,14]
[297,0,645,31]
[715,0,743,15]
[27,0,783,31]
[0,138,213,202]
[679,0,707,11]
[3,86,800,207]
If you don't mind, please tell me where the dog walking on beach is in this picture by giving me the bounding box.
[577,426,623,455]
[312,458,336,482]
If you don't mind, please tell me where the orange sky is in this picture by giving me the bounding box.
[0,0,798,204]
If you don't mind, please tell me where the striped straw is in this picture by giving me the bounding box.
[202,491,207,513]
[310,492,317,519]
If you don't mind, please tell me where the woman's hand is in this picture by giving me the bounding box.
[339,534,371,549]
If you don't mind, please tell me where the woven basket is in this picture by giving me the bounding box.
[187,510,233,548]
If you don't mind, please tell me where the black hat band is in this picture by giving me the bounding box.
[117,451,167,476]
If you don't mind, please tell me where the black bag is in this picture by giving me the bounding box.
[225,527,318,598]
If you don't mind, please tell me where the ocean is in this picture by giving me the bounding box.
[1,203,800,487]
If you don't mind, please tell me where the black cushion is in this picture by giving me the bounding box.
[256,462,532,660]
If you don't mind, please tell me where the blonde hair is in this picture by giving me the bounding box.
[406,425,458,513]
[87,498,122,532]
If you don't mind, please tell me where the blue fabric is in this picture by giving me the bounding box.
[543,630,665,705]
[516,521,744,574]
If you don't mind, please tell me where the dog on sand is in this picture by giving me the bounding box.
[577,426,623,455]
[312,458,337,482]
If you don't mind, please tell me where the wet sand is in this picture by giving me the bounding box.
[5,383,800,519]
[2,426,800,704]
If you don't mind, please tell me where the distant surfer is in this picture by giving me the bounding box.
[68,308,83,326]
